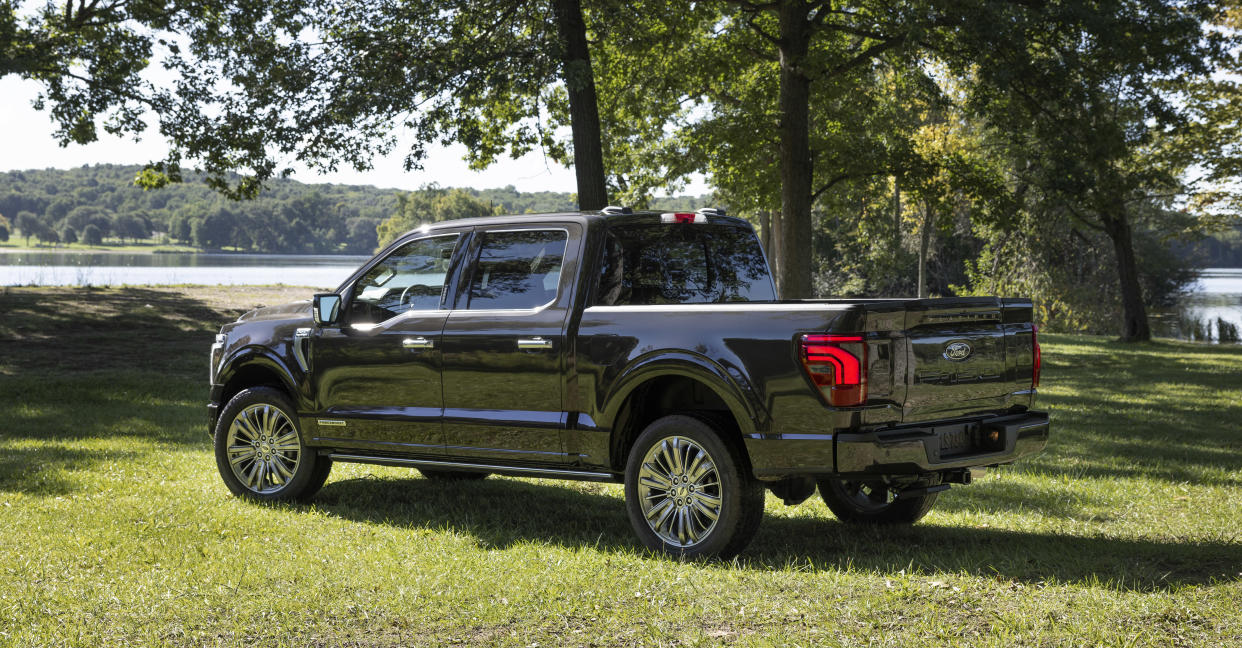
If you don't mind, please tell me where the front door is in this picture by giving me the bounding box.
[440,225,579,463]
[309,232,463,454]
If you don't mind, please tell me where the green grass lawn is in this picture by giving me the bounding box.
[1,286,1239,647]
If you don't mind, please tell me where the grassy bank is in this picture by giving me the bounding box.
[0,240,200,254]
[1,286,1239,647]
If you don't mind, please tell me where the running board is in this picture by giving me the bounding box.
[325,453,619,483]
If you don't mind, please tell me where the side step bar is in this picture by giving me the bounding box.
[325,452,620,483]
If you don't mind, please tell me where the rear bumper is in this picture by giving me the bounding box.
[746,411,1049,479]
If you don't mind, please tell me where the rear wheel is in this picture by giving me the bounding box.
[817,477,938,524]
[214,387,331,502]
[624,415,764,559]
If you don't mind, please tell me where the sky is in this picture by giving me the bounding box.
[0,76,709,196]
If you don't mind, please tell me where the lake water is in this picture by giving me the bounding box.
[0,251,369,289]
[1150,268,1242,342]
[3,251,1240,343]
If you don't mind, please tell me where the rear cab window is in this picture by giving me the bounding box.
[595,222,775,305]
[467,229,568,310]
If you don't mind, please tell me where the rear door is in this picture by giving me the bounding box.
[901,298,1036,422]
[439,224,581,464]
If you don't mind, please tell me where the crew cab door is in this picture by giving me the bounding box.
[308,232,464,453]
[440,224,580,463]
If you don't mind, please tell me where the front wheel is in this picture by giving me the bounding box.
[817,477,938,524]
[624,415,764,559]
[214,387,331,502]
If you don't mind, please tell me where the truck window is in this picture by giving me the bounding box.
[596,223,775,305]
[467,229,567,310]
[348,233,460,324]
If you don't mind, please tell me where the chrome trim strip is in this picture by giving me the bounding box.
[326,453,617,481]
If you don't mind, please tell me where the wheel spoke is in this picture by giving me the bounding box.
[639,465,672,490]
[694,491,721,508]
[272,456,294,480]
[689,459,715,484]
[228,446,257,466]
[690,497,719,522]
[659,440,679,477]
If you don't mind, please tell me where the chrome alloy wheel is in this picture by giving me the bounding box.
[636,436,722,547]
[225,403,301,494]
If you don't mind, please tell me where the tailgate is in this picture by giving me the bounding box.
[900,297,1037,422]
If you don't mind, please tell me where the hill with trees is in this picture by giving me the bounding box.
[0,164,715,254]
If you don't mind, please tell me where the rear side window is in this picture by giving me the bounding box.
[467,229,567,310]
[596,223,775,305]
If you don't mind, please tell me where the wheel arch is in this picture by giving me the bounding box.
[217,348,301,415]
[602,353,760,472]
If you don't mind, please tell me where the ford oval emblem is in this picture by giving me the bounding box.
[944,341,973,361]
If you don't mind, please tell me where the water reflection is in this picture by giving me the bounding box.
[1152,268,1242,343]
[0,251,369,288]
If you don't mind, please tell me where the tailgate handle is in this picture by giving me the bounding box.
[518,337,553,350]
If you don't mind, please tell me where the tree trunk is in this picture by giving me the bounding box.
[770,208,783,296]
[892,176,902,252]
[775,1,814,299]
[1102,207,1151,342]
[917,202,933,298]
[552,0,608,211]
[758,210,772,259]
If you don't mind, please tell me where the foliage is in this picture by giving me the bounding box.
[81,223,103,246]
[0,164,396,253]
[375,186,504,248]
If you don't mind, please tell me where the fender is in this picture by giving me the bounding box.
[600,350,768,438]
[217,345,307,410]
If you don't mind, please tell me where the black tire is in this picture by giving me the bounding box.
[213,386,330,502]
[624,414,764,559]
[419,469,489,481]
[817,477,939,524]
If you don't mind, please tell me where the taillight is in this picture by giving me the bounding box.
[800,334,867,407]
[1032,323,1042,389]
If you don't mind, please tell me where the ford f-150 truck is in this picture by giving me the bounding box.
[208,207,1048,558]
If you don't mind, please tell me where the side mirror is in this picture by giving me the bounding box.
[313,293,342,326]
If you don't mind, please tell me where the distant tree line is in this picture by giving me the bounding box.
[0,164,712,254]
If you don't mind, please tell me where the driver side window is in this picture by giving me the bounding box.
[348,234,460,325]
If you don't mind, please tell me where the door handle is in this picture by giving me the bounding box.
[517,336,553,350]
[402,337,434,350]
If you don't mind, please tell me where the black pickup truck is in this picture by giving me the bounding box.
[208,207,1048,558]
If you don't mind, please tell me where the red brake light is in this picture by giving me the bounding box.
[660,212,706,224]
[1032,324,1041,389]
[800,334,867,407]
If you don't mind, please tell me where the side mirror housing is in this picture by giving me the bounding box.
[313,293,342,326]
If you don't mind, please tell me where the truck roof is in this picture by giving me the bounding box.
[407,208,752,237]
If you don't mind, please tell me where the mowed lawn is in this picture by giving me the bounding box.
[0,286,1239,647]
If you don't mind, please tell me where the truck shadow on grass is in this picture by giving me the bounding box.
[314,475,1241,593]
